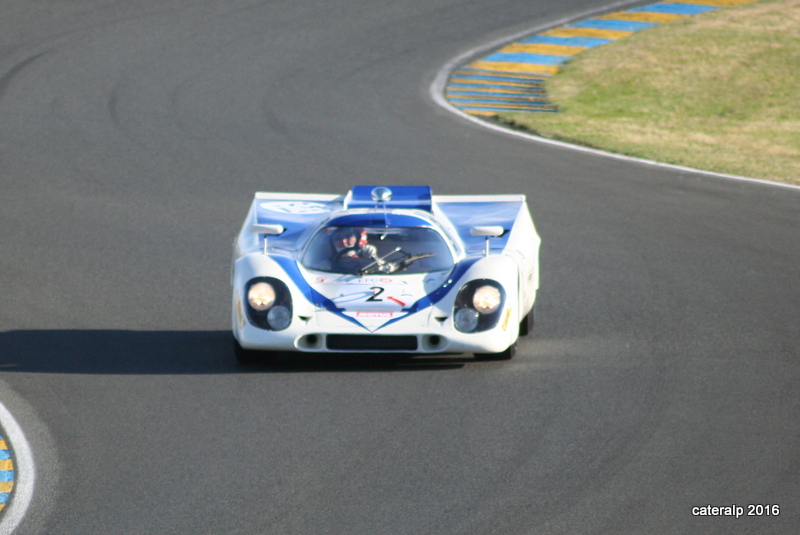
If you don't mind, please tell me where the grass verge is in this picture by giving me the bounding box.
[495,0,800,185]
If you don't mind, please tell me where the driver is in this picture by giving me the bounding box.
[330,227,379,272]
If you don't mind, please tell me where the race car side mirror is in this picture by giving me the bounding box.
[470,226,504,237]
[250,223,285,235]
[250,224,285,255]
[470,226,504,257]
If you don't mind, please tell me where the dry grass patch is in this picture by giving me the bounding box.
[497,0,800,184]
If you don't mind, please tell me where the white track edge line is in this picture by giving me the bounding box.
[0,401,34,534]
[430,0,800,192]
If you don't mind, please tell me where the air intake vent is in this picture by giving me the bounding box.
[326,335,418,351]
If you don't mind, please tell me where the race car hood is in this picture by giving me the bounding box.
[269,256,480,332]
[305,270,450,332]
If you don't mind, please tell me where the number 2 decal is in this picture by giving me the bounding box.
[366,286,384,302]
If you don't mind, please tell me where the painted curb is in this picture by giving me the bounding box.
[0,435,12,511]
[431,0,800,190]
[0,399,35,535]
[445,0,762,115]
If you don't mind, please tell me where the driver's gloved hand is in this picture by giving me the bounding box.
[377,262,397,273]
[360,244,378,258]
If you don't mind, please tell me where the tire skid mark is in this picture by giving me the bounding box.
[0,52,46,101]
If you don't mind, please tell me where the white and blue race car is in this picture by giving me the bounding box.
[231,186,540,362]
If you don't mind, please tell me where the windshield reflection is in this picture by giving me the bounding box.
[301,226,454,275]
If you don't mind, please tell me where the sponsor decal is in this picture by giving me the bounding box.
[356,311,397,318]
[331,284,412,309]
[351,277,403,285]
[259,201,330,214]
[235,295,246,329]
[346,310,409,332]
[501,308,511,331]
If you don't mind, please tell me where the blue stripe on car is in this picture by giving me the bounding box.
[376,257,481,330]
[271,255,364,328]
[272,255,481,332]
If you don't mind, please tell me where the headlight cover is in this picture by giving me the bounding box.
[266,305,292,331]
[453,280,505,333]
[473,285,502,314]
[244,277,293,330]
[247,282,276,311]
[454,308,480,333]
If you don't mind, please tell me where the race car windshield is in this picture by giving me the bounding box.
[301,226,454,275]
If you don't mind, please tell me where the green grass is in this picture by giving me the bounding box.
[496,0,800,184]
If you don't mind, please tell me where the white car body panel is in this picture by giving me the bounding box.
[231,186,540,356]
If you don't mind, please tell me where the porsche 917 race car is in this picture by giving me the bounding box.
[231,186,540,362]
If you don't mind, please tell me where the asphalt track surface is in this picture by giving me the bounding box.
[1,0,799,533]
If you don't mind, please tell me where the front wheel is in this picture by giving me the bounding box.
[474,340,517,361]
[519,307,534,337]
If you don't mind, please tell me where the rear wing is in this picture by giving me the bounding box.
[432,195,530,254]
[243,192,345,251]
[242,190,535,256]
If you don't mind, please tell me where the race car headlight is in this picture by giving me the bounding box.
[267,305,291,330]
[244,277,293,331]
[454,308,479,333]
[473,285,501,314]
[453,280,505,333]
[247,282,276,311]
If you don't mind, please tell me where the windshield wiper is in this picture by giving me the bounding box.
[357,247,402,277]
[358,250,436,276]
[394,253,435,273]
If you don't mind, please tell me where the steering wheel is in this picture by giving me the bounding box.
[359,252,436,276]
[334,247,358,262]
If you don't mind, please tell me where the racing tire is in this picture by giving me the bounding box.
[474,340,517,361]
[519,307,534,337]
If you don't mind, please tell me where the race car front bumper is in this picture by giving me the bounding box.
[233,304,519,355]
